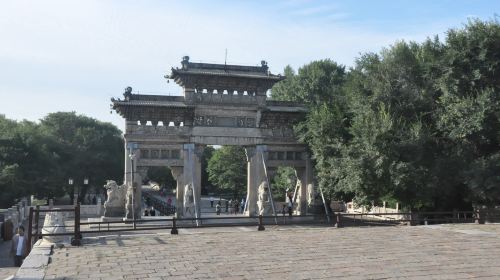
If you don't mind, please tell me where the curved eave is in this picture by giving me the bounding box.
[169,69,285,81]
[264,106,308,113]
[112,100,188,108]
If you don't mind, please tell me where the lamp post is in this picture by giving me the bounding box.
[69,178,75,205]
[83,177,89,204]
[129,152,137,223]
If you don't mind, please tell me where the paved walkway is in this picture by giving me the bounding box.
[43,224,500,279]
[0,239,17,280]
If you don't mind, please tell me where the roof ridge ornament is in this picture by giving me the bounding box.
[124,86,132,101]
[181,56,190,70]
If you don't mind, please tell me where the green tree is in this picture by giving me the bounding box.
[147,166,176,189]
[40,112,124,203]
[207,146,247,198]
[0,116,63,207]
[270,166,296,201]
[271,18,500,210]
[271,59,346,106]
[201,146,215,195]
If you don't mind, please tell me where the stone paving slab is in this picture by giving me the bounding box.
[43,224,500,279]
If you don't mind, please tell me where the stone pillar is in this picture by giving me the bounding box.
[170,166,184,218]
[245,145,267,217]
[124,141,143,220]
[124,139,131,185]
[181,144,203,218]
[184,87,196,104]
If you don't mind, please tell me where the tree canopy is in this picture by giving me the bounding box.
[271,18,500,210]
[207,146,247,198]
[0,112,124,207]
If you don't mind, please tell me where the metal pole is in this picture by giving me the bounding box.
[189,146,200,227]
[318,185,330,223]
[131,156,136,230]
[243,192,249,214]
[292,169,299,203]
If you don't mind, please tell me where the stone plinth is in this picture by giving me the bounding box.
[41,210,66,244]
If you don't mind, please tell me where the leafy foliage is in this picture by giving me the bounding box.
[147,166,176,189]
[207,146,247,198]
[0,112,124,207]
[271,18,500,210]
[270,166,297,201]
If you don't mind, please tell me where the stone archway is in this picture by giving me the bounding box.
[112,56,313,218]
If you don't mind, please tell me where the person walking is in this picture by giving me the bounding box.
[10,225,28,267]
[210,197,214,207]
[225,199,229,213]
[216,202,221,215]
[233,200,238,215]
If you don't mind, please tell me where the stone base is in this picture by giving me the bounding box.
[100,217,124,222]
[122,217,141,223]
[103,207,125,218]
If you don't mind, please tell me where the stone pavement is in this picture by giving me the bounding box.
[0,238,17,280]
[43,224,500,279]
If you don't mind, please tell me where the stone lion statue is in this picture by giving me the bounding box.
[103,180,127,217]
[257,181,269,215]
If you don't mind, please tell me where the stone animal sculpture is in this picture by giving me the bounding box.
[103,180,127,217]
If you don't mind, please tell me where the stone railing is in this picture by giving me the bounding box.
[36,200,102,218]
[0,197,30,240]
[346,201,409,220]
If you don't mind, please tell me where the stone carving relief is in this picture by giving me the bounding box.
[206,116,214,126]
[246,118,256,127]
[194,115,256,128]
[237,117,245,127]
[194,116,204,125]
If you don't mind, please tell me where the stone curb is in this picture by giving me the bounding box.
[13,240,53,280]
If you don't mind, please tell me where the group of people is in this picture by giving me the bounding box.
[211,197,245,215]
[143,207,156,216]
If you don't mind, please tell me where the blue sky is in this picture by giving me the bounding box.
[0,0,498,131]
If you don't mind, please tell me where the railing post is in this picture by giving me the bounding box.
[171,217,178,234]
[27,207,34,253]
[72,203,81,246]
[335,213,342,228]
[34,205,40,240]
[408,211,416,226]
[257,215,265,231]
[475,209,485,224]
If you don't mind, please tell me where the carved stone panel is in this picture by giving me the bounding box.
[141,149,150,159]
[246,118,256,128]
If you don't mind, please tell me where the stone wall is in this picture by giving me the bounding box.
[0,197,29,239]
